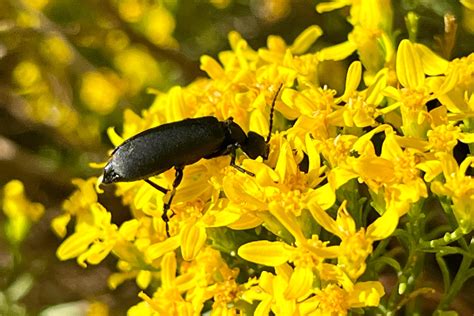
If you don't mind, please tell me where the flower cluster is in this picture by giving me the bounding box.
[2,180,45,245]
[54,1,474,315]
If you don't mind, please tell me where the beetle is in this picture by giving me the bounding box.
[101,85,282,236]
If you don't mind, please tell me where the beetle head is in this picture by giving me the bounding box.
[242,131,269,160]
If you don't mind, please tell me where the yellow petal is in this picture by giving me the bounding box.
[336,201,356,234]
[275,139,298,183]
[238,241,292,266]
[305,134,320,175]
[200,55,226,80]
[311,183,336,210]
[382,86,401,100]
[414,43,449,75]
[281,89,316,116]
[267,35,287,52]
[307,200,340,237]
[118,219,139,241]
[202,209,241,227]
[56,228,99,260]
[161,251,176,288]
[339,61,362,102]
[180,222,206,261]
[284,266,313,299]
[435,68,460,96]
[274,275,297,314]
[348,281,385,307]
[51,213,71,238]
[417,160,442,182]
[328,167,358,190]
[227,212,263,230]
[366,208,399,240]
[396,39,424,89]
[318,41,357,61]
[106,127,123,147]
[108,272,133,290]
[459,132,474,143]
[82,242,113,265]
[136,270,151,290]
[366,68,388,105]
[316,1,351,13]
[275,263,293,282]
[228,31,244,51]
[254,296,272,316]
[173,164,211,203]
[381,131,403,160]
[290,25,323,55]
[113,239,143,267]
[269,202,306,244]
[166,86,186,122]
[145,236,180,261]
[352,156,395,183]
[249,106,270,139]
[134,184,162,212]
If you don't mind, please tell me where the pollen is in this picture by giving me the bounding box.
[315,284,350,314]
[399,87,430,111]
[427,124,460,153]
[392,150,420,183]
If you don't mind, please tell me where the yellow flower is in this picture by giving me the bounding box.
[12,60,42,88]
[40,35,73,65]
[114,47,162,94]
[80,71,122,115]
[300,281,385,315]
[326,125,426,216]
[317,0,395,77]
[141,5,178,48]
[427,121,474,154]
[431,153,474,233]
[2,180,44,244]
[137,252,196,315]
[241,261,385,315]
[134,247,240,315]
[52,178,99,238]
[308,200,398,280]
[382,40,457,138]
[56,203,118,267]
[241,267,305,315]
[223,134,330,244]
[330,61,388,127]
[436,53,474,116]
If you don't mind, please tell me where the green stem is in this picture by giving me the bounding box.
[372,256,402,273]
[371,237,390,259]
[423,224,451,240]
[419,228,465,248]
[386,200,426,313]
[436,240,473,311]
[435,253,450,292]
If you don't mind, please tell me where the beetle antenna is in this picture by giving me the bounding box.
[266,84,283,143]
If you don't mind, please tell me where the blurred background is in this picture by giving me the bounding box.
[0,0,473,315]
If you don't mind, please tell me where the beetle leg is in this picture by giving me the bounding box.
[229,145,255,176]
[162,166,184,237]
[144,179,168,194]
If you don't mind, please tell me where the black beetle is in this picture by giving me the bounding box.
[101,85,282,236]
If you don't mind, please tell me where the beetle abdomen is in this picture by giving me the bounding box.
[103,117,226,183]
